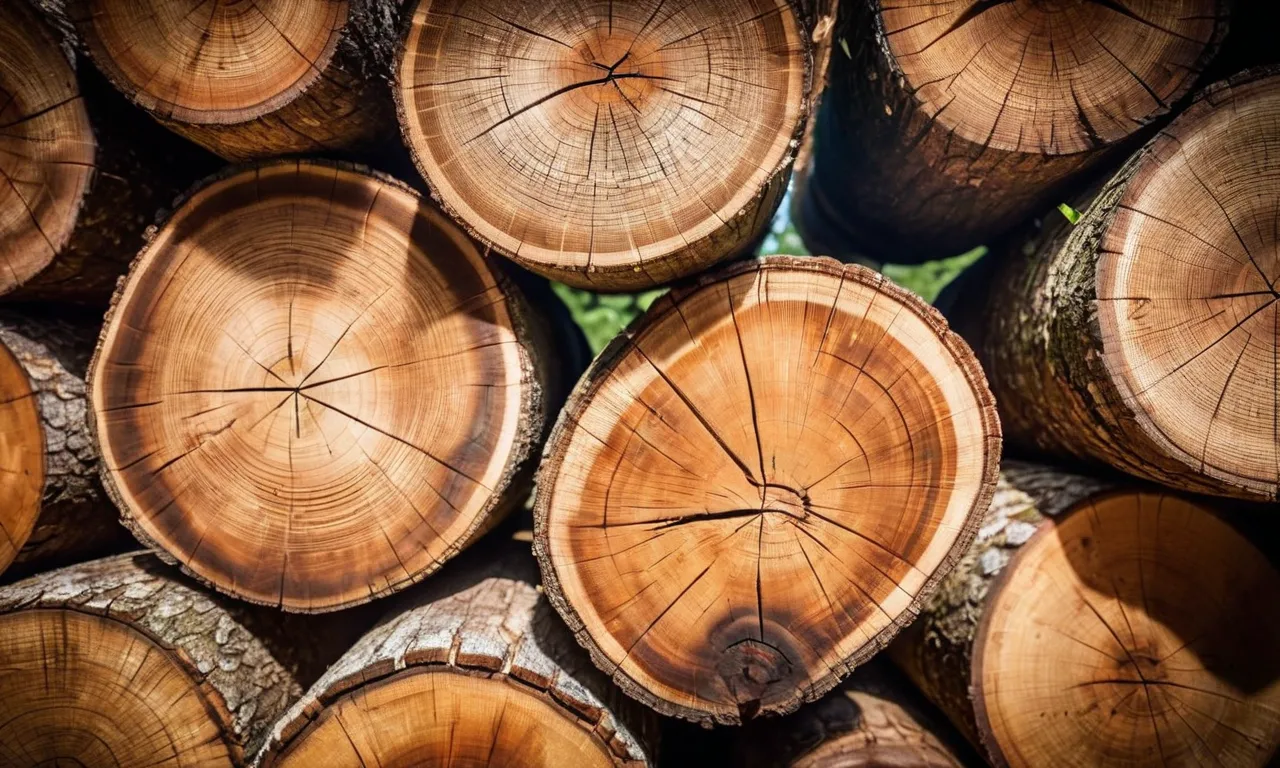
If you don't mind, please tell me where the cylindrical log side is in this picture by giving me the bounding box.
[89,159,556,612]
[889,460,1280,767]
[0,553,306,766]
[535,255,1000,725]
[255,537,657,767]
[794,0,1229,264]
[734,660,964,768]
[983,67,1280,501]
[0,309,130,581]
[45,0,403,161]
[395,0,812,291]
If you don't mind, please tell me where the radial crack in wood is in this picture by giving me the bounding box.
[984,67,1280,501]
[794,0,1228,262]
[891,461,1280,768]
[396,0,811,290]
[534,255,1000,724]
[89,160,551,612]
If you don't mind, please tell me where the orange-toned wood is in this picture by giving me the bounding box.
[891,461,1280,767]
[89,160,553,612]
[535,255,1000,724]
[396,0,812,290]
[985,68,1280,501]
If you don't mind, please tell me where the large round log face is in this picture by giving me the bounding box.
[537,257,999,723]
[398,0,809,289]
[69,0,348,124]
[881,0,1223,155]
[0,343,43,573]
[91,162,540,611]
[1097,75,1280,499]
[0,608,235,766]
[271,669,621,767]
[0,0,96,296]
[974,492,1280,767]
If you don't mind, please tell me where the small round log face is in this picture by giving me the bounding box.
[0,608,235,766]
[91,162,539,611]
[974,493,1280,767]
[1097,74,1280,499]
[70,0,349,123]
[537,257,999,723]
[0,0,96,295]
[271,669,621,767]
[0,343,43,572]
[398,0,809,289]
[881,0,1223,154]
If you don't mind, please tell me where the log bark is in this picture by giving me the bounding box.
[395,0,812,291]
[89,159,556,612]
[983,68,1280,502]
[46,0,404,161]
[255,537,657,767]
[0,309,131,581]
[534,255,1001,725]
[0,552,306,766]
[793,0,1229,264]
[734,660,964,768]
[889,460,1280,768]
[1,0,213,301]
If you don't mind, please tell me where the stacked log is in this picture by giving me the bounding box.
[88,160,556,612]
[45,0,404,161]
[891,461,1280,767]
[795,0,1230,263]
[0,553,306,766]
[0,309,130,581]
[983,67,1280,501]
[534,255,1001,724]
[395,0,813,290]
[255,537,657,766]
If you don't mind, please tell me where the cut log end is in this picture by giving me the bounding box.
[0,0,96,296]
[69,0,348,124]
[90,161,545,612]
[0,608,237,765]
[884,0,1224,155]
[270,669,627,767]
[0,343,43,573]
[397,0,810,290]
[535,256,1000,724]
[1096,71,1280,500]
[972,491,1280,767]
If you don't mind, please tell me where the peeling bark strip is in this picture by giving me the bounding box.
[734,661,963,767]
[534,255,1001,725]
[794,0,1229,263]
[0,310,131,581]
[396,0,812,291]
[0,553,304,766]
[985,68,1280,501]
[255,540,656,767]
[890,461,1280,768]
[88,160,553,612]
[55,0,403,161]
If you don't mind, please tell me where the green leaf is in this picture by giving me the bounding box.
[839,37,851,59]
[1057,203,1082,225]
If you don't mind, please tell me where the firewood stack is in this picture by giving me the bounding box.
[1,1,1276,766]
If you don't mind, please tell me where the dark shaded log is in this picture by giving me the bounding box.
[255,536,657,766]
[0,309,130,581]
[890,460,1280,767]
[44,0,404,161]
[794,0,1229,264]
[0,553,307,766]
[535,255,1000,725]
[983,68,1280,501]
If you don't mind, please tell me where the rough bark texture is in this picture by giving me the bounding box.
[0,553,307,763]
[256,537,657,766]
[0,309,130,580]
[888,461,1116,747]
[793,0,1229,264]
